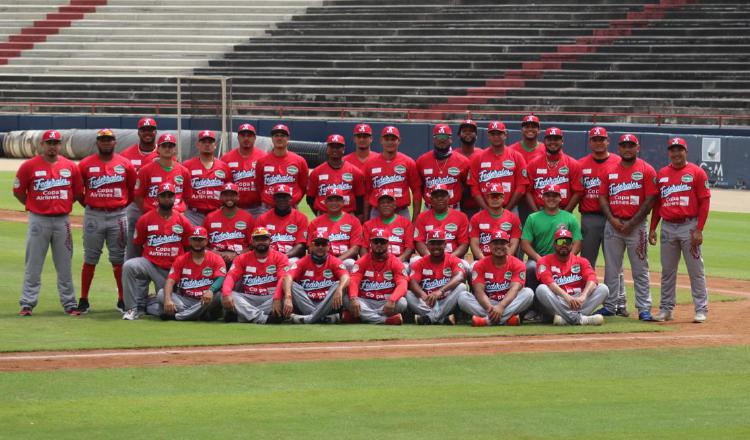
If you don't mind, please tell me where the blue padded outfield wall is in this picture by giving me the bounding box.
[0,115,748,189]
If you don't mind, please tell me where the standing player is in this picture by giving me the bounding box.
[183,130,231,226]
[255,184,309,261]
[256,124,309,209]
[308,187,363,270]
[307,134,366,216]
[15,130,83,316]
[203,183,255,267]
[343,123,373,172]
[649,137,711,323]
[525,127,583,212]
[598,134,657,321]
[362,189,415,265]
[416,124,469,210]
[363,125,422,221]
[413,185,470,265]
[221,123,266,217]
[454,119,483,218]
[469,184,522,260]
[77,129,137,313]
[134,133,191,214]
[509,114,544,224]
[120,117,159,259]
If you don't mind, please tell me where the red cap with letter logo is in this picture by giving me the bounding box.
[433,124,452,136]
[370,228,389,241]
[668,137,688,150]
[426,229,446,242]
[484,183,505,195]
[312,230,330,242]
[325,187,344,199]
[158,183,176,195]
[271,124,290,136]
[272,184,293,196]
[354,123,372,135]
[554,229,573,240]
[237,123,256,134]
[430,184,450,195]
[458,119,478,131]
[96,128,115,139]
[198,130,216,140]
[42,130,62,142]
[190,226,208,239]
[589,127,608,138]
[158,133,176,145]
[221,183,239,193]
[487,121,507,133]
[381,125,400,139]
[521,114,540,125]
[376,188,396,200]
[326,134,346,145]
[545,127,563,138]
[618,133,639,145]
[490,230,511,242]
[137,117,157,129]
[251,226,271,238]
[542,184,561,195]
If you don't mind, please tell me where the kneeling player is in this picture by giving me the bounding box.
[535,229,608,325]
[459,231,533,326]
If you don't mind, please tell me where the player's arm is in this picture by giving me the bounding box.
[399,246,414,263]
[408,277,428,300]
[623,194,656,235]
[489,282,521,323]
[162,277,177,315]
[598,193,622,229]
[520,239,541,261]
[414,241,429,257]
[338,245,360,262]
[525,190,539,212]
[472,281,493,312]
[281,272,294,300]
[508,238,520,257]
[451,242,469,259]
[564,191,582,212]
[441,266,465,297]
[469,237,484,261]
[286,243,306,259]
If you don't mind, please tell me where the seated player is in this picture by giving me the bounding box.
[203,183,254,267]
[469,183,522,261]
[362,189,414,266]
[413,185,470,269]
[255,184,308,263]
[307,187,363,271]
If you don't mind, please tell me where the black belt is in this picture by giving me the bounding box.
[665,217,697,224]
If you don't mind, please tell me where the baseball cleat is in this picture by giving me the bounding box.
[413,314,431,325]
[384,314,403,325]
[693,312,707,323]
[265,313,284,324]
[289,314,306,324]
[504,314,521,326]
[19,306,33,317]
[116,299,125,313]
[77,298,90,314]
[594,307,616,317]
[444,314,456,326]
[615,306,630,317]
[223,311,238,323]
[159,313,175,321]
[580,314,605,326]
[653,310,673,322]
[122,308,139,320]
[471,315,488,327]
[64,308,81,316]
[341,310,359,324]
[323,313,341,324]
[553,315,568,326]
[638,311,655,321]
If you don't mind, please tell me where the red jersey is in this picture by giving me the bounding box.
[119,144,158,173]
[308,212,364,257]
[410,254,464,294]
[256,150,309,206]
[454,147,484,162]
[221,147,266,208]
[471,255,527,301]
[202,208,254,253]
[133,210,192,269]
[469,209,522,257]
[343,152,370,173]
[288,254,347,301]
[537,254,597,295]
[255,209,309,254]
[14,155,83,215]
[599,158,658,219]
[78,153,136,210]
[183,157,231,212]
[134,161,192,213]
[467,147,529,206]
[414,209,469,254]
[307,161,366,213]
[362,215,414,257]
[578,153,621,214]
[655,163,710,221]
[508,140,544,164]
[224,249,289,298]
[349,253,408,301]
[526,152,584,208]
[167,251,227,298]
[454,147,484,209]
[363,152,421,209]
[416,151,469,207]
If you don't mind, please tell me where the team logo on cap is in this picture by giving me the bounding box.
[59,169,71,178]
[114,165,126,175]
[172,224,184,234]
[384,127,397,135]
[357,124,369,133]
[238,123,255,133]
[329,135,342,143]
[235,221,247,230]
[620,134,636,143]
[199,130,214,139]
[632,172,643,181]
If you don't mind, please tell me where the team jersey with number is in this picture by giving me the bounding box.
[508,140,544,164]
[119,144,158,173]
[183,157,231,212]
[134,161,191,213]
[362,215,414,257]
[467,147,529,206]
[537,254,597,295]
[79,153,137,210]
[599,159,658,219]
[349,253,407,301]
[133,210,192,269]
[526,153,584,208]
[307,213,364,257]
[202,208,254,253]
[471,255,526,301]
[224,249,289,298]
[307,161,366,213]
[654,162,711,221]
[288,254,347,301]
[469,209,522,257]
[220,147,266,208]
[255,209,309,254]
[14,155,83,215]
[415,151,469,207]
[578,153,621,214]
[256,151,309,206]
[168,250,227,298]
[410,254,463,294]
[363,152,421,209]
[413,209,469,254]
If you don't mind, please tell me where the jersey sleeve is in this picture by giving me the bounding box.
[536,257,554,285]
[388,258,408,301]
[350,218,364,247]
[348,257,364,298]
[468,158,481,196]
[133,215,147,246]
[180,166,192,201]
[294,212,309,244]
[409,258,424,283]
[510,212,523,239]
[125,161,137,203]
[71,162,84,200]
[288,258,305,280]
[469,216,480,239]
[404,220,415,248]
[306,167,319,198]
[330,256,347,279]
[470,259,485,286]
[13,161,30,196]
[695,166,711,199]
[510,258,526,286]
[167,257,183,283]
[352,167,366,197]
[644,164,658,197]
[569,159,584,193]
[413,213,427,242]
[514,154,529,193]
[456,213,470,244]
[448,255,463,277]
[297,156,309,198]
[407,158,422,196]
[134,166,148,198]
[580,258,597,284]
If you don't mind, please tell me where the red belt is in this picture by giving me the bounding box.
[665,217,696,224]
[90,206,126,213]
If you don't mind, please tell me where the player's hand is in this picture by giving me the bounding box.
[201,290,213,306]
[349,297,361,319]
[272,299,282,316]
[489,304,505,323]
[691,229,703,248]
[163,299,176,315]
[568,295,583,310]
[425,292,440,307]
[620,220,635,235]
[283,296,294,317]
[610,218,625,232]
[648,230,658,246]
[332,290,343,310]
[221,295,235,312]
[383,300,396,316]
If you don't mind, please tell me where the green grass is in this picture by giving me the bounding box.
[2,346,749,439]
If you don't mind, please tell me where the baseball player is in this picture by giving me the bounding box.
[469,184,522,259]
[454,119,483,218]
[535,229,608,326]
[416,124,469,210]
[120,117,159,260]
[649,137,711,323]
[122,183,193,320]
[525,127,583,212]
[255,184,309,261]
[597,134,658,321]
[183,130,231,226]
[363,125,422,221]
[283,231,350,324]
[413,185,470,266]
[343,123,373,172]
[202,183,255,266]
[77,129,137,313]
[220,227,290,324]
[256,124,309,209]
[307,187,364,271]
[307,134,366,216]
[361,189,415,265]
[509,114,545,224]
[407,229,466,325]
[579,127,628,316]
[14,130,83,316]
[458,230,534,326]
[133,133,191,214]
[345,228,409,325]
[158,226,226,321]
[220,123,267,217]
[466,121,529,213]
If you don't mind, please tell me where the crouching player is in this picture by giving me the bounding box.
[535,229,608,326]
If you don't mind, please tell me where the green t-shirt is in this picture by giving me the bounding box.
[521,209,582,256]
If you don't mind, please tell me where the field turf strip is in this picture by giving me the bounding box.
[2,346,749,439]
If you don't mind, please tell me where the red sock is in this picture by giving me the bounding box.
[80,263,96,299]
[112,264,124,300]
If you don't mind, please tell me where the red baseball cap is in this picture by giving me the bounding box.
[311,230,330,242]
[545,127,563,138]
[325,187,345,199]
[42,130,62,143]
[158,133,176,145]
[238,123,256,134]
[370,228,389,241]
[542,184,561,195]
[271,124,290,136]
[490,230,511,243]
[221,183,239,193]
[96,128,115,139]
[589,127,608,138]
[272,184,293,196]
[484,183,505,195]
[668,137,688,150]
[376,188,396,200]
[521,114,540,125]
[190,226,208,239]
[433,124,452,136]
[430,184,450,195]
[137,117,157,129]
[426,229,446,243]
[618,133,639,145]
[354,123,372,136]
[554,229,573,240]
[487,121,507,133]
[157,182,176,195]
[381,125,400,139]
[458,119,478,132]
[251,227,271,238]
[198,130,216,140]
[326,134,346,145]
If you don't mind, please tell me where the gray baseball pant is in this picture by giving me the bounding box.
[535,284,609,325]
[232,292,274,323]
[184,209,207,227]
[658,219,708,314]
[406,283,465,323]
[122,257,167,313]
[291,282,340,323]
[343,296,408,324]
[457,287,534,324]
[581,213,626,306]
[156,288,222,321]
[19,213,76,310]
[83,207,127,265]
[125,203,143,259]
[602,220,652,313]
